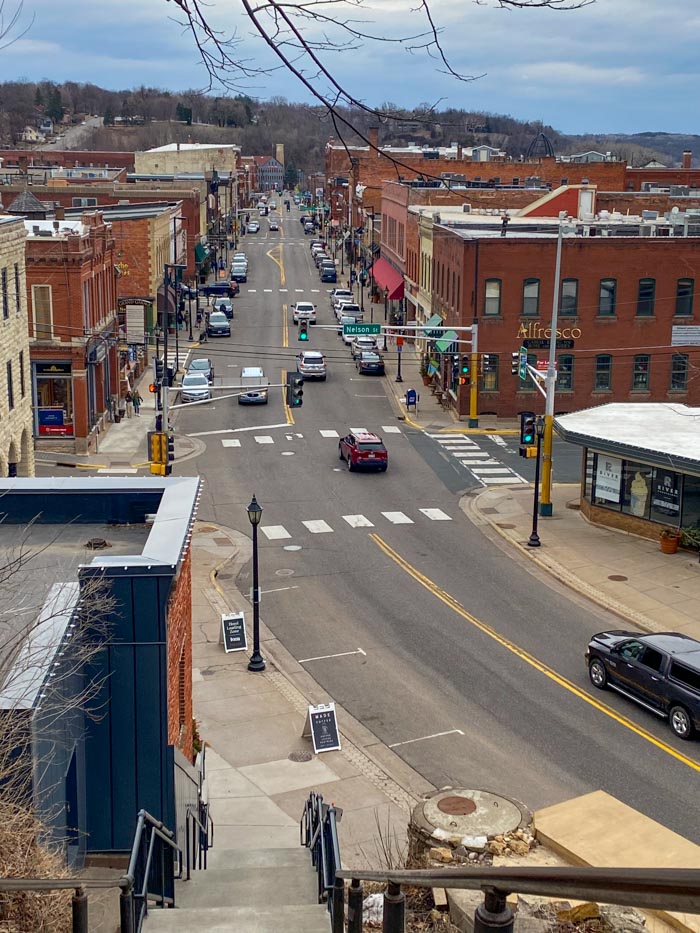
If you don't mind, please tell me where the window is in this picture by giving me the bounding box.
[671,353,689,391]
[18,351,24,398]
[484,279,501,316]
[13,264,20,315]
[632,354,650,390]
[598,278,616,316]
[558,354,574,390]
[669,662,700,692]
[621,460,652,518]
[518,353,537,390]
[1,268,7,319]
[6,361,13,410]
[675,278,694,317]
[636,278,655,316]
[32,285,52,338]
[560,278,578,317]
[595,354,612,390]
[522,278,540,316]
[639,648,663,672]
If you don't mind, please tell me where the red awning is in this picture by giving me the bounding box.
[371,258,404,300]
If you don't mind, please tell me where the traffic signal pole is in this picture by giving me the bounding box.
[469,321,478,428]
[540,222,564,517]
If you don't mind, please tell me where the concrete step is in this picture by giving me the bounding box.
[174,863,318,909]
[206,846,310,871]
[144,903,331,932]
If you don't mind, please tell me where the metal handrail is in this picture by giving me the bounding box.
[123,808,181,932]
[300,792,343,927]
[184,800,214,880]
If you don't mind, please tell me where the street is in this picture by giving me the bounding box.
[172,208,700,844]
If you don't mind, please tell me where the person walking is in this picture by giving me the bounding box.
[124,392,134,419]
[131,388,143,416]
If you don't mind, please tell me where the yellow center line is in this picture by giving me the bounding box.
[369,533,700,772]
[266,245,285,287]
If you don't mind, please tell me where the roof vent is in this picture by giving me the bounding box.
[85,538,112,550]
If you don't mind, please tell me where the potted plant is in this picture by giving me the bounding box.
[420,355,432,386]
[681,526,700,550]
[659,528,681,554]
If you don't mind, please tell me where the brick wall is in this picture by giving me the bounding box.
[166,548,193,757]
[0,149,135,170]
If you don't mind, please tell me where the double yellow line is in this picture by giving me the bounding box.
[370,533,700,772]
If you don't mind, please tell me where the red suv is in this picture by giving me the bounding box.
[338,431,388,472]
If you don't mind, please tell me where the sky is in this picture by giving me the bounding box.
[0,0,698,136]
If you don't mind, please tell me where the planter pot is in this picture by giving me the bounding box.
[421,374,432,386]
[660,535,680,554]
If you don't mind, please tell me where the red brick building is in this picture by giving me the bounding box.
[419,201,700,420]
[25,212,119,453]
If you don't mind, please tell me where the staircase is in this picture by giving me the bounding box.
[144,837,330,932]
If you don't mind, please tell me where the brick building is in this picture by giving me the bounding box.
[25,213,119,454]
[0,217,34,476]
[0,149,135,171]
[412,198,700,420]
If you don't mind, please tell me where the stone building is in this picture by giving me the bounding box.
[25,213,119,454]
[0,216,33,476]
[134,142,240,177]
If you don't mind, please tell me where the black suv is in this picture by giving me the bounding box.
[586,630,700,739]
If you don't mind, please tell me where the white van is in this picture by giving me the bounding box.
[239,367,268,405]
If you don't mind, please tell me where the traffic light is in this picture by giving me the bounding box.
[482,354,497,374]
[458,355,470,386]
[286,372,304,408]
[154,357,164,383]
[511,352,519,376]
[298,320,309,341]
[519,411,536,457]
[148,431,167,475]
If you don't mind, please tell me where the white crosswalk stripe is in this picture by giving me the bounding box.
[431,433,526,486]
[382,511,414,524]
[419,508,451,521]
[381,425,402,433]
[302,519,334,533]
[254,435,274,444]
[221,439,241,448]
[262,525,292,540]
[319,429,339,438]
[343,514,374,528]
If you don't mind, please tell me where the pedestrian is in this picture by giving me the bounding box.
[124,392,133,418]
[131,388,143,416]
[177,310,185,330]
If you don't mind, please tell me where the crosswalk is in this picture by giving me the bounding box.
[165,348,191,372]
[261,507,452,540]
[427,433,526,487]
[220,426,402,449]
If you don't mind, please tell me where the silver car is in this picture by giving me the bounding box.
[180,372,211,403]
[297,351,327,381]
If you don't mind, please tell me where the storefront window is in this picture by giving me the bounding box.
[649,467,682,525]
[681,475,700,531]
[592,453,622,508]
[558,354,574,390]
[34,362,74,437]
[621,461,652,518]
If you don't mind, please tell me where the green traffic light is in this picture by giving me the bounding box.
[299,331,308,341]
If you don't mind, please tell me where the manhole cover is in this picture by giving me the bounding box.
[284,545,302,552]
[496,523,516,530]
[289,750,313,763]
[276,568,295,576]
[437,796,477,816]
[608,574,628,581]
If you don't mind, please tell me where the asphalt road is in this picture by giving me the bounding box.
[174,206,700,843]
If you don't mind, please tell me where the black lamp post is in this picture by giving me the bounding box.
[527,416,546,548]
[247,495,266,672]
[187,283,194,342]
[383,287,389,352]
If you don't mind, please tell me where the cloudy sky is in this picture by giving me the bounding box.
[1,0,697,135]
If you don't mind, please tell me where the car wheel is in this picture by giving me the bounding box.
[347,457,353,472]
[338,446,344,461]
[380,465,388,472]
[588,659,607,689]
[669,705,694,740]
[320,376,327,382]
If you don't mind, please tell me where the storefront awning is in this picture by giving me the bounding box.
[194,242,209,264]
[371,258,404,300]
[435,330,458,353]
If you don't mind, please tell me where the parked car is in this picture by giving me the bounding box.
[180,372,211,403]
[200,281,238,299]
[338,431,388,472]
[336,302,363,323]
[292,301,317,324]
[238,366,268,405]
[297,351,327,380]
[212,297,233,319]
[586,630,700,739]
[320,265,337,283]
[338,315,359,342]
[310,240,326,252]
[351,336,378,359]
[248,220,260,233]
[233,252,247,263]
[231,262,248,283]
[187,357,214,383]
[330,288,352,306]
[356,351,385,375]
[180,284,199,299]
[207,311,231,337]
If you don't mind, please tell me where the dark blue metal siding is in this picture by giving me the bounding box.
[0,490,163,524]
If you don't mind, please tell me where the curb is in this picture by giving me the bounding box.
[461,489,671,637]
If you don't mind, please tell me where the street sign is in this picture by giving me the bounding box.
[518,346,528,380]
[535,360,557,372]
[343,323,381,337]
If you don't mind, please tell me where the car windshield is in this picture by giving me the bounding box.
[189,360,210,371]
[296,305,314,312]
[183,374,208,387]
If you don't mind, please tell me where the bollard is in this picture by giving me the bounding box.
[72,886,88,933]
[119,886,134,933]
[474,888,514,933]
[383,881,405,933]
[332,877,345,933]
[348,878,364,933]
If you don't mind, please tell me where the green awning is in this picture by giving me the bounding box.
[195,243,208,264]
[435,330,458,353]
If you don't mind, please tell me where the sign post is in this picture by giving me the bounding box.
[221,612,248,653]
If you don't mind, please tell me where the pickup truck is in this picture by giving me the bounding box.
[199,281,238,299]
[586,629,700,739]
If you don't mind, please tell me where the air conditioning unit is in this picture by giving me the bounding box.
[462,204,471,213]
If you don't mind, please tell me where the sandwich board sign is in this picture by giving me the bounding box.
[303,702,341,753]
[221,612,247,653]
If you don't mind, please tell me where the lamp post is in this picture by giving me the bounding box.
[527,416,546,548]
[247,495,266,672]
[383,287,389,352]
[187,283,194,342]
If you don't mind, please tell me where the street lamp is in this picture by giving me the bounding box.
[246,495,266,672]
[383,287,389,352]
[527,416,546,548]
